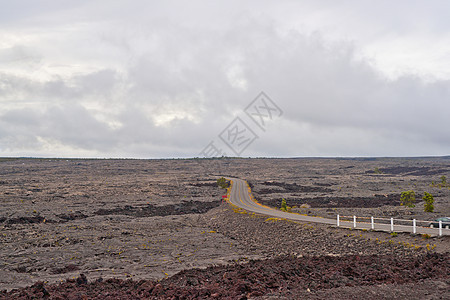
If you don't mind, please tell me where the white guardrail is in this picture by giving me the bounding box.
[336,215,448,236]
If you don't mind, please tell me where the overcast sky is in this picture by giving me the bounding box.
[1,0,449,158]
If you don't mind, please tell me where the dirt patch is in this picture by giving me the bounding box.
[51,264,80,275]
[3,215,47,225]
[189,182,217,187]
[257,181,333,194]
[94,200,221,217]
[259,194,401,208]
[57,212,89,222]
[366,166,448,176]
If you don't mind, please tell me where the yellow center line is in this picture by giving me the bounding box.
[235,180,282,214]
[227,178,284,214]
[238,182,254,210]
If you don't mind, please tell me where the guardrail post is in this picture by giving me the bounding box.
[353,216,356,228]
[390,218,394,232]
[413,219,416,234]
[337,214,340,227]
[371,216,374,230]
[439,220,442,237]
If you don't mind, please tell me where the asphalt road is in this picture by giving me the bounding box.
[227,178,450,236]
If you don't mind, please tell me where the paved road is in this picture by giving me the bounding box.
[227,178,450,236]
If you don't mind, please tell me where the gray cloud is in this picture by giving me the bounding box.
[0,1,449,158]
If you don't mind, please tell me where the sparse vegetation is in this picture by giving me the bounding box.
[422,233,431,239]
[217,177,229,189]
[431,175,448,188]
[423,192,434,212]
[279,198,292,212]
[400,190,416,208]
[374,167,383,174]
[280,198,287,211]
[426,243,436,251]
[265,217,282,222]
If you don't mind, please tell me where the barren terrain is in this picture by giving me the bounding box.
[1,157,449,299]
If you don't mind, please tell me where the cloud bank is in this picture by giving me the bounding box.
[1,1,449,158]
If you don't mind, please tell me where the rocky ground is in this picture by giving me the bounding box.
[2,252,448,299]
[2,205,449,299]
[1,157,449,298]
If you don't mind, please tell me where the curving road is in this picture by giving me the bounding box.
[227,178,450,236]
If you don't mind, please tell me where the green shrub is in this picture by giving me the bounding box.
[281,198,287,212]
[423,192,434,212]
[400,190,416,208]
[216,177,229,189]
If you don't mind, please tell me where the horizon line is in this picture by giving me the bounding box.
[1,155,449,160]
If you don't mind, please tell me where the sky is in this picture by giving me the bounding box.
[1,0,449,158]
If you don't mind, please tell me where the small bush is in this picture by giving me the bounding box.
[280,198,287,211]
[423,192,434,212]
[216,177,229,189]
[400,190,416,208]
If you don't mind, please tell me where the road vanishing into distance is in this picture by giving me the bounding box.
[227,178,450,236]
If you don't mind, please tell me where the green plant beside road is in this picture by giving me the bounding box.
[281,198,287,211]
[217,177,229,189]
[280,198,292,212]
[423,192,434,212]
[400,190,416,208]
